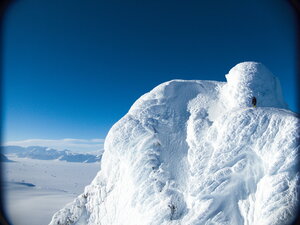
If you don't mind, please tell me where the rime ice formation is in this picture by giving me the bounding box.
[220,62,287,110]
[49,62,299,225]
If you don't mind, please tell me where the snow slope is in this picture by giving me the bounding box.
[50,62,299,225]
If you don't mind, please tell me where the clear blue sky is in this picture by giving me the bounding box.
[3,0,298,142]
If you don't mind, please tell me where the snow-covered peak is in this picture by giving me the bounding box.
[221,62,287,110]
[50,62,299,225]
[3,146,102,163]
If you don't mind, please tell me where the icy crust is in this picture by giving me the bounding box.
[50,62,299,225]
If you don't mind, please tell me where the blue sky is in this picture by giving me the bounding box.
[3,0,297,143]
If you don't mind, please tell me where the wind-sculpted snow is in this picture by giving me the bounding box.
[50,62,299,225]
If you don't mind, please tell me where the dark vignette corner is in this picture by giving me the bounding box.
[288,1,300,225]
[0,0,14,224]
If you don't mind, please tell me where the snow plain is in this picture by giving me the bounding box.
[2,156,100,225]
[48,62,299,225]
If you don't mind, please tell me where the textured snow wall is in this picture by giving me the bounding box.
[50,62,299,225]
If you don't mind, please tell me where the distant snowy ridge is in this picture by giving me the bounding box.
[50,62,299,225]
[3,146,102,163]
[0,153,14,162]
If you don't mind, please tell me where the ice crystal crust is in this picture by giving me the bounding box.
[50,62,299,225]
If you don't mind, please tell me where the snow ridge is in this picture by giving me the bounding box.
[49,62,299,225]
[4,146,102,163]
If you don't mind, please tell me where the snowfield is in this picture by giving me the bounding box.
[2,156,99,225]
[50,62,299,225]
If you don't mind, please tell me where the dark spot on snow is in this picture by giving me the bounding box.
[168,203,176,220]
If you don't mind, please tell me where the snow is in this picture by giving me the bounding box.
[0,153,14,162]
[2,156,99,225]
[221,62,287,110]
[3,146,102,163]
[49,62,299,225]
[3,182,76,225]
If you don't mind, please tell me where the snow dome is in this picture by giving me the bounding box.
[221,62,287,109]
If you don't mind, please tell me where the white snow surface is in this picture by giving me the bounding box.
[2,156,99,225]
[50,62,299,225]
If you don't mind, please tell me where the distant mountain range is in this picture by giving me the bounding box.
[0,153,14,162]
[3,146,102,163]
